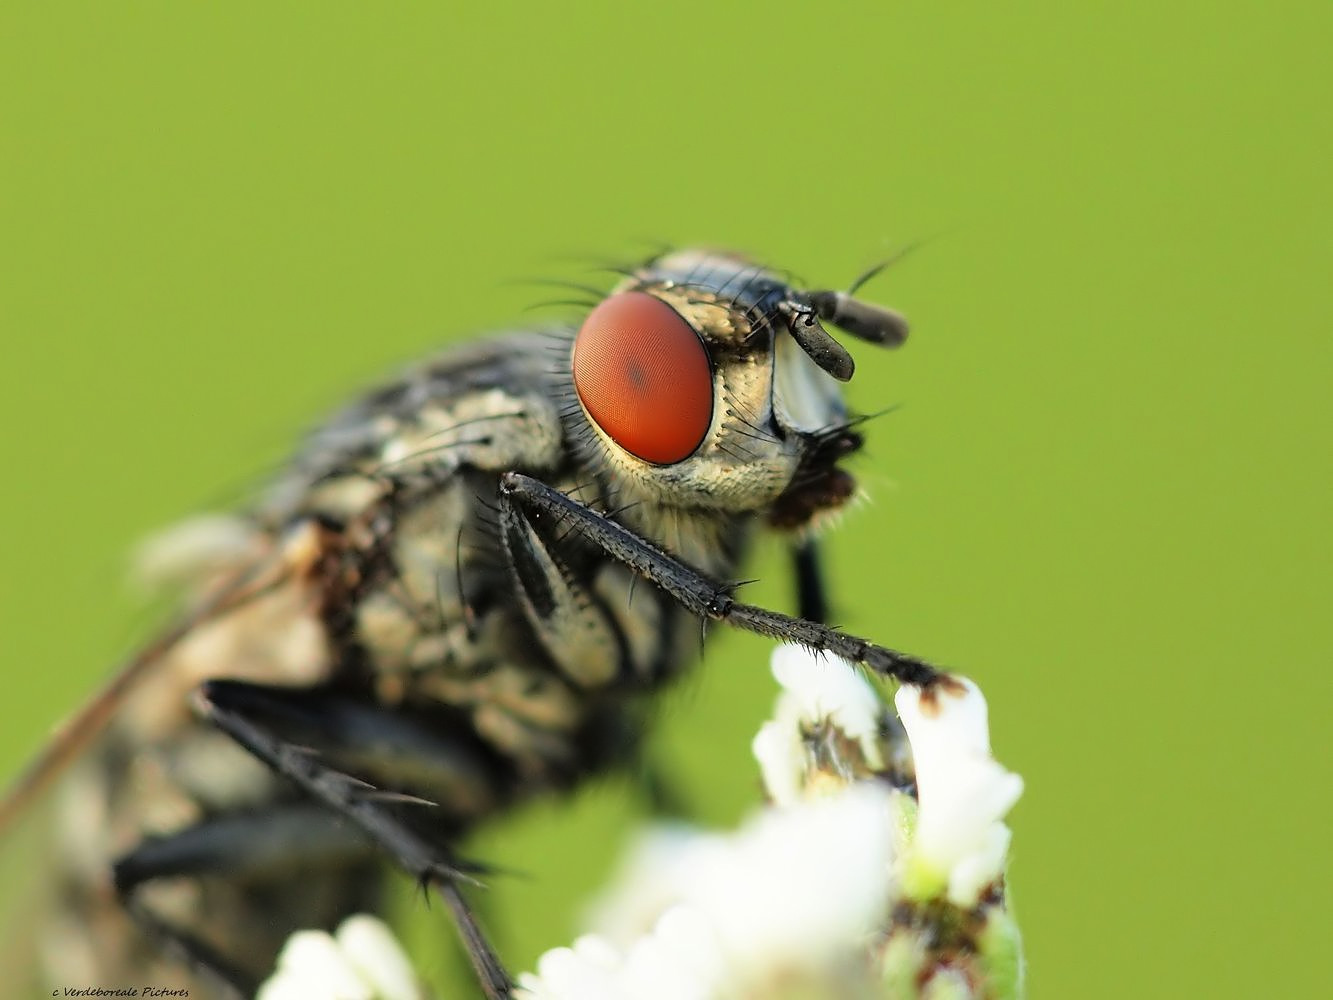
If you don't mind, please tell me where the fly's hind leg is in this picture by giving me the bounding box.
[195,680,515,1000]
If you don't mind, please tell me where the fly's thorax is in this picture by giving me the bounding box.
[563,250,857,528]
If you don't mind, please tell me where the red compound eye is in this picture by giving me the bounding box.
[572,292,713,465]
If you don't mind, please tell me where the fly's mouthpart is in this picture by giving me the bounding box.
[767,422,866,531]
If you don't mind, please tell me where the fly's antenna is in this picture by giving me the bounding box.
[806,287,909,347]
[806,245,921,348]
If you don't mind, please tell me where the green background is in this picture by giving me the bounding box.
[1,3,1327,997]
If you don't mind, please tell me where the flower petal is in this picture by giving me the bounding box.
[896,677,1024,906]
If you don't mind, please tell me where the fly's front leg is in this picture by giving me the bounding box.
[498,473,957,691]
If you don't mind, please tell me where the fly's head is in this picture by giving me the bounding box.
[564,249,909,532]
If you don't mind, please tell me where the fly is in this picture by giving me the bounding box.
[1,248,950,999]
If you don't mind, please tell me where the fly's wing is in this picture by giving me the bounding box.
[0,523,304,835]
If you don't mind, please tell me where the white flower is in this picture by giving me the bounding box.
[579,823,719,946]
[517,909,721,1000]
[523,646,1026,997]
[678,785,896,976]
[752,643,886,805]
[896,677,1024,907]
[520,783,897,998]
[258,915,424,1000]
